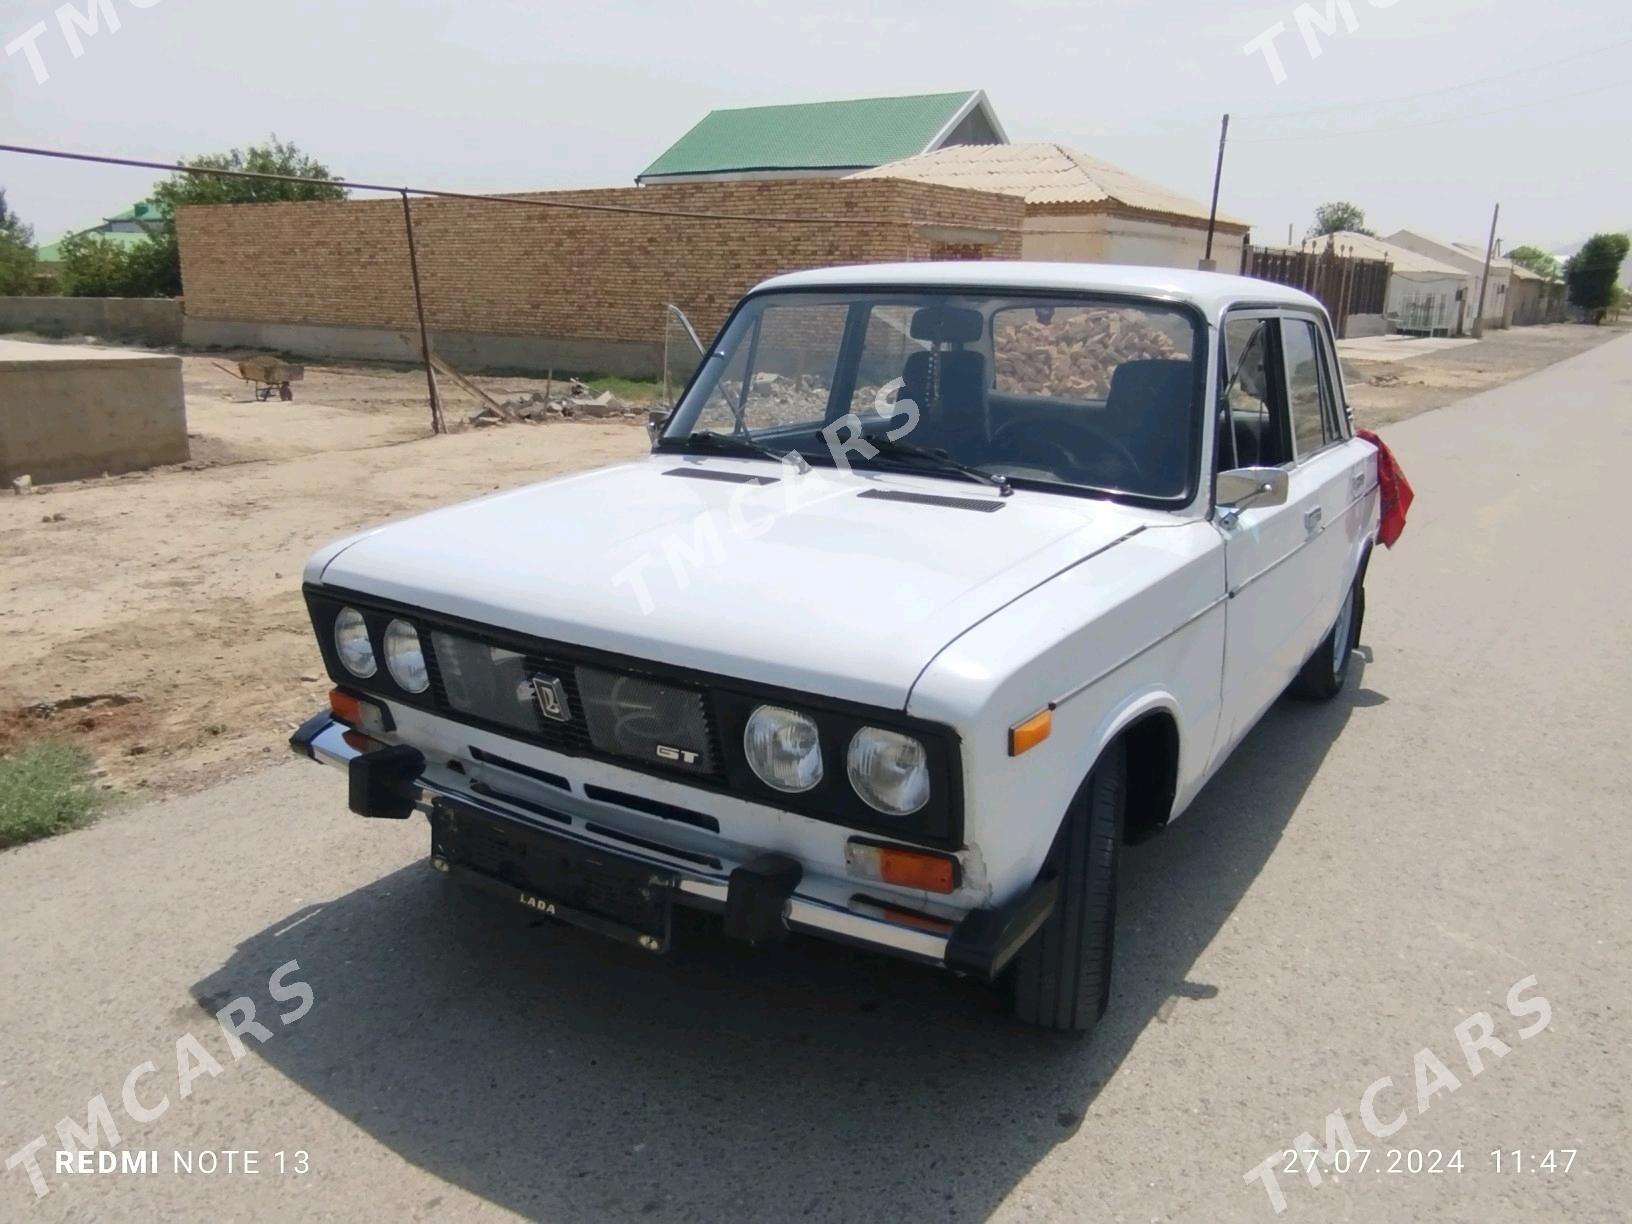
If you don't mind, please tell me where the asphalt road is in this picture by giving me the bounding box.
[3,334,1629,1223]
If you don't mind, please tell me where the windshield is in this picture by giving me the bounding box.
[662,289,1204,502]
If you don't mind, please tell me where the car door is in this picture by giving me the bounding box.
[1208,310,1338,769]
[1280,311,1370,653]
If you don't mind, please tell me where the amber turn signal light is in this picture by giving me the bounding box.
[844,840,960,895]
[1009,708,1052,756]
[329,688,391,736]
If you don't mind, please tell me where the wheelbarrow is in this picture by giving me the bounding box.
[215,355,305,401]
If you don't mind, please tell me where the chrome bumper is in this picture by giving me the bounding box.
[290,713,1053,978]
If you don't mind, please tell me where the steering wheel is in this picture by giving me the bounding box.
[988,419,1144,481]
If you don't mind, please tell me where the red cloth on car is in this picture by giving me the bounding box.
[1357,429,1413,548]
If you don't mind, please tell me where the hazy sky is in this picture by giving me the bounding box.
[2,0,1626,252]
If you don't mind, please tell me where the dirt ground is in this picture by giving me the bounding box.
[1,323,1622,801]
[0,350,653,797]
[1341,322,1622,428]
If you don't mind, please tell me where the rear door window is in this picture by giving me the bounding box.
[1281,318,1335,460]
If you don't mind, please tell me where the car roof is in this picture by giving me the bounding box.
[753,261,1325,320]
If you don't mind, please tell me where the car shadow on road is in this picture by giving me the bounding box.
[195,662,1375,1221]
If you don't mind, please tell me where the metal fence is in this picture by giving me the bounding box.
[1240,241,1392,338]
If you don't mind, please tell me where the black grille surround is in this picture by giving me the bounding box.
[421,635,726,780]
[305,585,965,849]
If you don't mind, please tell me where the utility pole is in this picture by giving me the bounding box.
[1471,202,1500,340]
[1201,113,1229,271]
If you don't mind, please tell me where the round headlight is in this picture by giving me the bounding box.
[847,727,930,817]
[383,619,429,693]
[333,607,376,678]
[743,705,823,793]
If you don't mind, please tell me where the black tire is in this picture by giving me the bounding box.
[1008,740,1127,1033]
[1290,574,1364,701]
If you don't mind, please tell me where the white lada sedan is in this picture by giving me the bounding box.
[292,263,1379,1033]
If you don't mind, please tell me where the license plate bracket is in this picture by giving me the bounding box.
[430,799,675,953]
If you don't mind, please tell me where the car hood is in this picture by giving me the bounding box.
[311,455,1155,709]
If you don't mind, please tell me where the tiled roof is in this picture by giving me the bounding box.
[851,142,1249,228]
[1311,231,1470,277]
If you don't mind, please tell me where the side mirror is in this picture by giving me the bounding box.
[646,408,671,445]
[1216,466,1289,518]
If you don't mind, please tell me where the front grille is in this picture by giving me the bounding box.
[421,627,725,781]
[575,666,716,777]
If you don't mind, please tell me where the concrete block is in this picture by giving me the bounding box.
[0,340,189,485]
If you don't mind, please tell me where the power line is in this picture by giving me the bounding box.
[1233,76,1632,143]
[0,142,1024,230]
[1229,32,1632,122]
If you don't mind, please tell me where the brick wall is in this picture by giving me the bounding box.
[175,179,1024,350]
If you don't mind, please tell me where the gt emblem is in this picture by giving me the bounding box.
[656,744,699,765]
[531,674,571,723]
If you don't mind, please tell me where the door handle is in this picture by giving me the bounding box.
[1351,470,1367,493]
[1304,506,1323,533]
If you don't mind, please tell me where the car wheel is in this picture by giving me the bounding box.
[1008,739,1126,1033]
[1290,573,1364,701]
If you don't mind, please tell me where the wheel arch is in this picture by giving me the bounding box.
[1118,709,1181,844]
[1070,692,1184,849]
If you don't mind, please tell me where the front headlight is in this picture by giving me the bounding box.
[847,727,930,817]
[743,705,823,793]
[383,619,430,693]
[333,606,376,678]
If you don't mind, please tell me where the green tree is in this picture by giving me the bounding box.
[0,189,38,295]
[1507,245,1561,280]
[100,137,345,298]
[1309,201,1375,239]
[1565,232,1631,322]
[57,232,143,297]
[148,137,346,212]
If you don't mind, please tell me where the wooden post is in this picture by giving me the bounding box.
[1472,202,1500,340]
[400,190,443,434]
[1202,114,1229,270]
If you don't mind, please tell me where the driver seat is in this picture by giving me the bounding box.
[1101,359,1193,494]
[900,348,988,452]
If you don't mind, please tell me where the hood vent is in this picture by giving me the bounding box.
[664,467,779,486]
[856,488,1006,513]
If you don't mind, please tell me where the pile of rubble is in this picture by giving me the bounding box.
[993,309,1189,400]
[464,379,648,429]
[707,372,834,429]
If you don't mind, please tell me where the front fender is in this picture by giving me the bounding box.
[909,521,1226,905]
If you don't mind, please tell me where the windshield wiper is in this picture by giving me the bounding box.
[859,435,1013,497]
[676,430,809,471]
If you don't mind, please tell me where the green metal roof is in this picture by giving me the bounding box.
[34,199,170,263]
[104,199,170,225]
[639,91,983,180]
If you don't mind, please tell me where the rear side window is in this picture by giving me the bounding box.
[1220,315,1289,469]
[1281,318,1334,459]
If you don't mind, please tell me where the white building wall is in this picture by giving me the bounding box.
[1386,272,1471,335]
[1022,214,1247,272]
[1385,231,1510,329]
